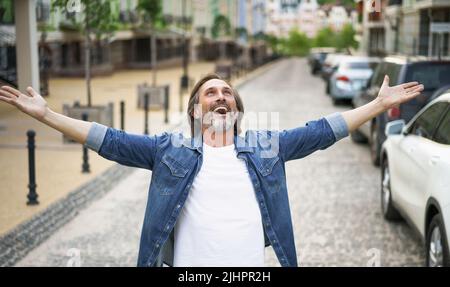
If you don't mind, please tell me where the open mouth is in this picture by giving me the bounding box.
[212,106,229,115]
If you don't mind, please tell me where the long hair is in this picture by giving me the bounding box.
[187,73,245,137]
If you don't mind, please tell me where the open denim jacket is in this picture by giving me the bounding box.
[85,112,349,267]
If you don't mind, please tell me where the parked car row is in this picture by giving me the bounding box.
[308,50,450,266]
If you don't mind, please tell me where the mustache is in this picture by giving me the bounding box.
[209,101,231,112]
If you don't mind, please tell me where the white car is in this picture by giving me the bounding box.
[381,92,450,267]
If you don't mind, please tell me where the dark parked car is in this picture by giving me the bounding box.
[308,47,336,75]
[351,56,450,166]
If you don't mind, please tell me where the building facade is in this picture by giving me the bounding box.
[358,0,450,57]
[265,0,356,38]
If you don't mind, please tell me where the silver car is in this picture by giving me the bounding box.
[328,56,380,104]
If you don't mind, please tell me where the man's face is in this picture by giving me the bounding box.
[195,79,238,132]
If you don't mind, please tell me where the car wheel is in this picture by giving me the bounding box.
[350,130,368,143]
[426,214,450,267]
[381,158,401,220]
[370,123,381,166]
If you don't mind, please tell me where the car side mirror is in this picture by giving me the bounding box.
[385,120,406,136]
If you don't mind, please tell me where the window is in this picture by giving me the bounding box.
[343,61,379,70]
[405,63,450,91]
[385,63,402,85]
[434,109,450,145]
[371,62,386,87]
[410,102,448,139]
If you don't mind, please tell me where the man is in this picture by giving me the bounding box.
[0,73,423,267]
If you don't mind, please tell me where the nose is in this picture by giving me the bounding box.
[217,91,225,101]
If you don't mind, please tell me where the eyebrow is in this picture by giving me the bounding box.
[204,86,232,93]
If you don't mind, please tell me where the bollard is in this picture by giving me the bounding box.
[144,92,149,135]
[120,100,125,130]
[26,130,39,205]
[164,85,169,124]
[81,113,90,173]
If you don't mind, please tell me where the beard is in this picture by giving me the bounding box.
[212,113,235,132]
[203,111,237,133]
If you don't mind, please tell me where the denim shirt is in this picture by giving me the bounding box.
[85,112,349,267]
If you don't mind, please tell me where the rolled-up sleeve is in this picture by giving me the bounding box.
[85,122,108,152]
[324,112,349,142]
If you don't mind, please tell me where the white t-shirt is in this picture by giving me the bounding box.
[173,143,265,267]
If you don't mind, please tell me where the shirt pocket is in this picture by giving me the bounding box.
[155,153,189,195]
[257,156,282,194]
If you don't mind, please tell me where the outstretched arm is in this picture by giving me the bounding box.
[342,75,424,132]
[0,85,91,144]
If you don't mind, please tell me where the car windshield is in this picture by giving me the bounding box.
[342,62,378,70]
[405,63,450,91]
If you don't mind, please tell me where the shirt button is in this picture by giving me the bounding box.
[176,204,181,209]
[165,225,170,231]
[155,243,160,248]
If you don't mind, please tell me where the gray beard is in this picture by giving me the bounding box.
[211,116,234,132]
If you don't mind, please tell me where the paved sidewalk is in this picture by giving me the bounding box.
[16,168,149,267]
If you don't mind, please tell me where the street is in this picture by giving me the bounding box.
[16,58,425,267]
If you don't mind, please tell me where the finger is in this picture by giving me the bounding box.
[1,86,21,97]
[0,95,16,105]
[402,82,419,89]
[0,89,17,99]
[26,86,40,97]
[382,75,389,87]
[406,85,424,93]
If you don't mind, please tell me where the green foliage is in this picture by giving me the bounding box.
[137,0,164,28]
[312,27,336,48]
[283,29,311,56]
[211,14,231,39]
[52,0,119,39]
[317,0,355,7]
[335,23,358,51]
[235,27,247,39]
[265,24,359,56]
[0,0,14,23]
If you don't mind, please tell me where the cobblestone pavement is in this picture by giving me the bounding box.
[16,57,425,267]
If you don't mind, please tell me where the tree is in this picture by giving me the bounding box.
[137,0,163,87]
[211,14,231,39]
[284,29,311,57]
[336,23,358,52]
[52,0,119,106]
[313,27,337,48]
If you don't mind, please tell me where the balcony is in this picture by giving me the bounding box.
[415,0,450,9]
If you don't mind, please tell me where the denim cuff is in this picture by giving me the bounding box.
[324,112,349,141]
[85,122,108,152]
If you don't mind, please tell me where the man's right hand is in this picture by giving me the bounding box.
[0,85,92,145]
[0,86,49,120]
